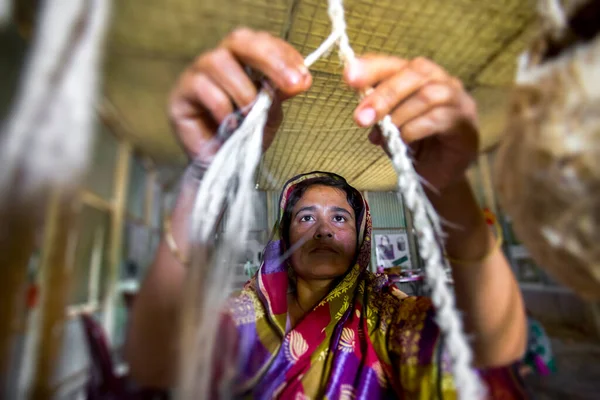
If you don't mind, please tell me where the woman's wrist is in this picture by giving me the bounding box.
[164,160,210,266]
[183,158,211,184]
[425,175,490,263]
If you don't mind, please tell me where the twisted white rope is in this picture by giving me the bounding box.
[314,0,484,398]
[382,116,483,399]
[183,0,483,398]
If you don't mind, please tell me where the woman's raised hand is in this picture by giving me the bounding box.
[344,55,479,191]
[168,28,312,163]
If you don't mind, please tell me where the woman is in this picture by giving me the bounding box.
[126,29,527,398]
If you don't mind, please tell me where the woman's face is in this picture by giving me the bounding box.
[288,185,358,281]
[381,236,389,246]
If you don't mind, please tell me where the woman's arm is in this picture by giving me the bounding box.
[428,177,526,367]
[343,55,526,368]
[124,29,311,387]
[125,177,197,387]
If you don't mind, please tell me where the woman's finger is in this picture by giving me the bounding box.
[389,83,460,128]
[352,56,452,127]
[170,69,234,123]
[170,112,219,160]
[400,106,469,144]
[367,126,393,158]
[353,67,429,127]
[367,126,383,145]
[343,54,408,89]
[220,28,312,95]
[408,57,449,80]
[196,47,258,110]
[169,71,234,158]
[263,94,283,151]
[186,72,235,124]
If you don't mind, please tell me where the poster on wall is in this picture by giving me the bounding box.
[374,233,412,269]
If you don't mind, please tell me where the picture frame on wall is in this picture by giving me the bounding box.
[374,232,412,270]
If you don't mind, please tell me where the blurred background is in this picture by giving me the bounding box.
[2,0,599,398]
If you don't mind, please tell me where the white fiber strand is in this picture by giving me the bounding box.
[0,0,10,25]
[304,31,341,67]
[181,90,273,399]
[380,117,483,398]
[0,0,111,202]
[538,0,567,32]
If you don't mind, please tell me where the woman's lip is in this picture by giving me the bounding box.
[310,248,338,254]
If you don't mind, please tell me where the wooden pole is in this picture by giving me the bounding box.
[81,190,113,213]
[31,189,79,399]
[102,140,131,342]
[0,198,38,394]
[145,167,156,228]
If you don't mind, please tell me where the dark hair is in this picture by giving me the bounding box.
[280,174,364,249]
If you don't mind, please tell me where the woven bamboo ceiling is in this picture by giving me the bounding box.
[104,0,537,190]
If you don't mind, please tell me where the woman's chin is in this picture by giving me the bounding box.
[296,263,351,281]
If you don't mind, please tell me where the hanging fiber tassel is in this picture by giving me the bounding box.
[179,89,274,398]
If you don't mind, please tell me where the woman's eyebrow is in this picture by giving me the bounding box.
[330,206,352,217]
[294,206,316,218]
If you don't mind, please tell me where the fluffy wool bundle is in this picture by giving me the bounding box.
[495,0,600,299]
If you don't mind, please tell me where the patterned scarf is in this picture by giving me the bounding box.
[220,171,526,399]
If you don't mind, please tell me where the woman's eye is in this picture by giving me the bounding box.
[300,215,315,222]
[333,215,347,222]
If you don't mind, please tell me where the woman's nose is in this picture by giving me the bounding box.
[314,222,334,239]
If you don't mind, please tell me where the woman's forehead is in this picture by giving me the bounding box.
[293,185,349,208]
